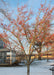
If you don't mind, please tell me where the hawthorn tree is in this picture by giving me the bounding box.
[0,1,54,75]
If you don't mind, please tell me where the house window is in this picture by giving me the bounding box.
[0,52,6,64]
[0,40,5,48]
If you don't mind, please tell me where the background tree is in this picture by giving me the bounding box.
[44,34,54,61]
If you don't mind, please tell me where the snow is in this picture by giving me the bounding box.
[0,60,54,75]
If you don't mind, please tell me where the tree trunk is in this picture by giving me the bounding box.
[38,45,41,60]
[27,64,30,75]
[38,53,41,60]
[47,54,48,62]
[26,55,31,75]
[47,46,48,62]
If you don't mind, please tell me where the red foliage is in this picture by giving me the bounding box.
[4,34,8,37]
[0,3,54,55]
[11,21,13,23]
[0,34,3,38]
[22,33,27,36]
[21,46,24,49]
[19,20,22,25]
[41,4,43,8]
[14,22,17,25]
[1,23,3,25]
[29,36,32,39]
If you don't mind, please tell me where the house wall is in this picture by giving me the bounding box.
[0,39,16,65]
[7,51,16,64]
[0,51,16,65]
[0,51,10,64]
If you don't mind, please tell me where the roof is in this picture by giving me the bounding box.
[0,48,10,52]
[0,48,16,53]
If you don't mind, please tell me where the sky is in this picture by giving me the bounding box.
[0,0,54,35]
[0,0,54,53]
[3,0,54,22]
[1,0,54,18]
[3,0,54,9]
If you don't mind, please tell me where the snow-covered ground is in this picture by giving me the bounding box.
[0,60,54,75]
